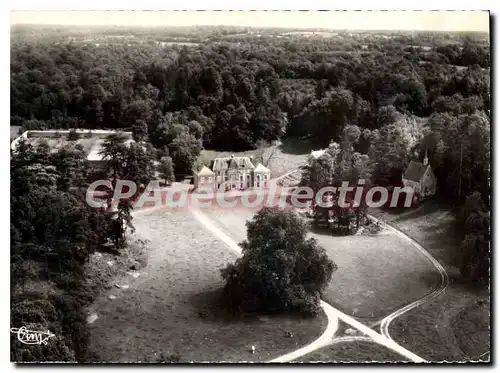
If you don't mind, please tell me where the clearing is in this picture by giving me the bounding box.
[197,138,312,179]
[314,231,441,321]
[201,206,441,322]
[371,200,490,362]
[88,208,326,362]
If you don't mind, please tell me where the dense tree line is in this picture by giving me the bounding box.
[11,28,488,154]
[11,141,97,361]
[10,135,149,361]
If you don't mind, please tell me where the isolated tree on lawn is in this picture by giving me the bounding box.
[221,208,336,316]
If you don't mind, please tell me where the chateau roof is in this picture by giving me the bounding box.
[403,161,429,182]
[212,156,255,170]
[197,165,215,176]
[254,163,270,173]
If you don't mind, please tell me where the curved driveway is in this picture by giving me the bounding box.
[188,206,427,363]
[368,215,449,341]
[130,173,447,363]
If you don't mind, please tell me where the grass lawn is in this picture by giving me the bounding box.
[201,207,441,322]
[197,138,313,179]
[313,231,441,321]
[296,340,409,363]
[84,238,148,299]
[263,139,312,179]
[88,209,326,362]
[371,200,490,362]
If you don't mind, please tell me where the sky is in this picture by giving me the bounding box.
[10,10,490,32]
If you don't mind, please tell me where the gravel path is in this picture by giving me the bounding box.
[370,215,449,342]
[190,206,426,363]
[89,208,326,362]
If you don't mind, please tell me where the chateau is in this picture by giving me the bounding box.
[194,155,271,190]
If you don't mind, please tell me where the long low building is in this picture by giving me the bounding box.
[11,129,135,168]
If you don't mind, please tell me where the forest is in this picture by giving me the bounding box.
[10,25,490,361]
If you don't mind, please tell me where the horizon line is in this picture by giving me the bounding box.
[10,10,490,33]
[10,23,490,34]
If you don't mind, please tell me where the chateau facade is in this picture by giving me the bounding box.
[194,155,271,190]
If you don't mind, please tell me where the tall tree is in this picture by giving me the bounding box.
[168,132,203,176]
[221,208,336,315]
[100,132,129,185]
[157,156,175,185]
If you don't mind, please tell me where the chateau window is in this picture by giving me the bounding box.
[240,174,243,181]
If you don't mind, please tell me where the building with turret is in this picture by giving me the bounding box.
[194,155,270,190]
[402,152,437,200]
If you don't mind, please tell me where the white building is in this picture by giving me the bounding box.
[11,129,135,169]
[402,153,437,200]
[194,155,270,190]
[309,149,327,160]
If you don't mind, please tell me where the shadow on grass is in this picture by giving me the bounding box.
[188,287,319,326]
[188,287,240,323]
[278,137,316,155]
[381,198,458,221]
[384,201,443,221]
[308,223,357,237]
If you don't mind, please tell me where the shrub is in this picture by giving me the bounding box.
[68,129,80,141]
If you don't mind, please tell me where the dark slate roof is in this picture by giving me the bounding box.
[403,161,428,182]
[212,156,255,171]
[228,157,240,169]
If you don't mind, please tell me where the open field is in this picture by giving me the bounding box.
[296,340,409,363]
[314,231,440,321]
[88,209,326,362]
[388,288,489,362]
[371,200,490,361]
[201,206,441,322]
